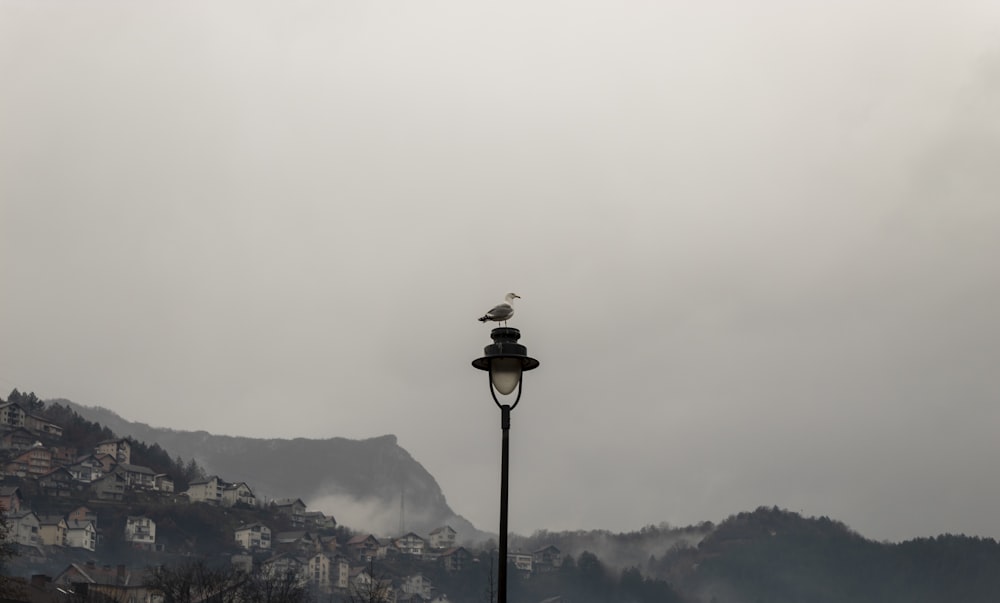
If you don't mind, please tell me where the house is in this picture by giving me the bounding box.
[0,402,28,428]
[308,552,349,592]
[507,551,532,572]
[274,530,318,555]
[114,463,157,489]
[377,537,396,560]
[184,475,226,505]
[348,567,374,588]
[185,475,223,504]
[271,498,307,526]
[346,534,381,561]
[54,562,159,603]
[221,481,256,507]
[438,547,472,572]
[348,569,394,602]
[261,552,309,584]
[54,562,127,586]
[394,532,426,557]
[235,522,272,551]
[37,466,80,497]
[125,516,156,549]
[153,473,175,493]
[0,427,36,451]
[532,545,563,570]
[427,525,456,550]
[95,438,131,464]
[23,413,64,438]
[7,510,41,547]
[90,471,127,501]
[303,510,336,530]
[65,519,97,551]
[0,485,24,513]
[3,445,53,477]
[38,515,68,547]
[9,573,74,603]
[68,454,105,483]
[401,574,432,599]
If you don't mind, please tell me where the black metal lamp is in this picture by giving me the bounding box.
[472,326,539,603]
[472,327,540,407]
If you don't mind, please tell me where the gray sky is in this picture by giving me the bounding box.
[3,0,1000,542]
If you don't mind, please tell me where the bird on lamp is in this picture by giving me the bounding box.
[478,293,519,326]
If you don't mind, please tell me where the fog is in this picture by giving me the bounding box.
[3,0,1000,542]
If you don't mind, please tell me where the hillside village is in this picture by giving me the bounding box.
[0,393,565,603]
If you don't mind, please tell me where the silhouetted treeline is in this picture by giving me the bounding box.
[654,506,1000,603]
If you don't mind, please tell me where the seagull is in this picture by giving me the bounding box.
[478,293,520,325]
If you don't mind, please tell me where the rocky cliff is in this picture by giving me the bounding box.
[60,400,486,541]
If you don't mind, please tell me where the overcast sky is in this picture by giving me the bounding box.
[3,0,1000,542]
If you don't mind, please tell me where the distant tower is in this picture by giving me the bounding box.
[399,484,405,534]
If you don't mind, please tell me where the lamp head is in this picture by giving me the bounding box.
[472,327,539,401]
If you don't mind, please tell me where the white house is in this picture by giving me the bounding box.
[0,403,27,428]
[235,522,271,551]
[7,510,40,547]
[262,553,308,585]
[222,481,256,507]
[394,532,426,557]
[308,552,349,592]
[272,498,307,527]
[401,574,432,599]
[68,455,105,483]
[38,516,68,547]
[125,516,156,549]
[508,552,533,572]
[95,438,131,464]
[427,526,456,550]
[115,464,157,489]
[154,474,175,493]
[65,519,97,551]
[185,475,223,504]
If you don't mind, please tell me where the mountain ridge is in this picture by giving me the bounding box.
[55,399,487,542]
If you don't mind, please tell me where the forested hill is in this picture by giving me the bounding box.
[56,399,484,540]
[643,507,1000,603]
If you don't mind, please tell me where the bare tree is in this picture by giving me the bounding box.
[240,564,309,603]
[483,550,497,603]
[0,515,21,600]
[146,560,312,603]
[345,559,393,603]
[147,561,243,603]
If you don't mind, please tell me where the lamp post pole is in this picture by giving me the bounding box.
[498,403,511,603]
[472,327,539,603]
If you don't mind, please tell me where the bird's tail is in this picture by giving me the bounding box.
[478,315,489,322]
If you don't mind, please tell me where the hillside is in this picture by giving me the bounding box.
[661,507,1000,603]
[55,399,485,541]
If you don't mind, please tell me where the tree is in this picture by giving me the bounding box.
[184,458,206,484]
[482,550,497,603]
[345,559,393,603]
[6,389,44,412]
[240,564,309,603]
[0,515,21,598]
[146,560,244,603]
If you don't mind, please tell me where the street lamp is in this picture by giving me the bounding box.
[472,326,539,603]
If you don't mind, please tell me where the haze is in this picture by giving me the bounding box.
[3,1,999,543]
